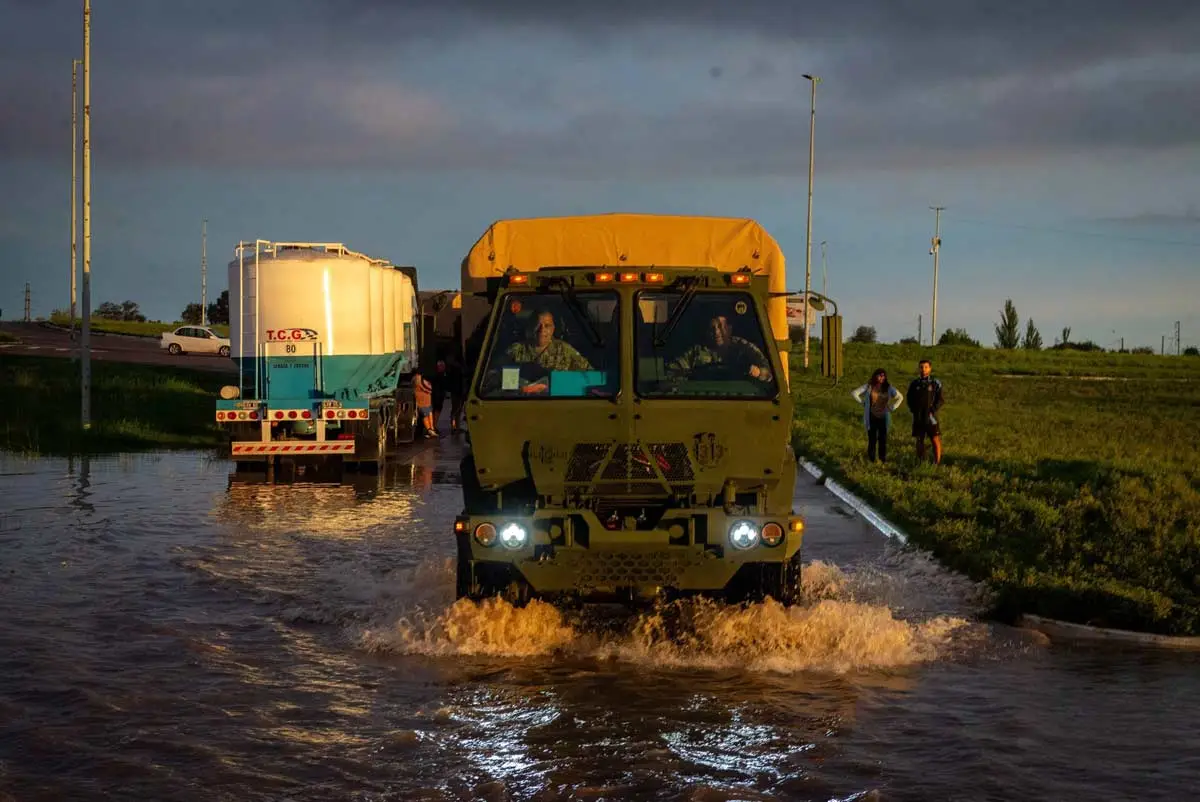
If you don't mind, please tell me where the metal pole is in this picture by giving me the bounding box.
[81,0,92,429]
[201,218,207,325]
[25,283,31,322]
[1177,321,1182,356]
[802,73,820,369]
[930,206,944,345]
[918,314,922,345]
[1162,334,1166,355]
[71,59,80,337]
[820,240,828,298]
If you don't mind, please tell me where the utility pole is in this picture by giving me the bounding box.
[81,0,92,429]
[201,218,207,325]
[1162,334,1166,355]
[802,73,820,369]
[24,283,31,322]
[71,58,81,337]
[1177,321,1182,356]
[929,206,944,345]
[918,314,922,345]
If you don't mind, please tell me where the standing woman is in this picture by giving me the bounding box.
[850,368,904,462]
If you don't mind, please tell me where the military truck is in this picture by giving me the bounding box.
[454,213,821,607]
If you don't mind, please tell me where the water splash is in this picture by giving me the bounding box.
[358,559,974,674]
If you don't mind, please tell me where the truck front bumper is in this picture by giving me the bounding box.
[455,507,804,599]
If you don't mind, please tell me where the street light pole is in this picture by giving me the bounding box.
[201,218,207,326]
[929,205,944,346]
[802,73,820,369]
[71,58,80,338]
[81,0,92,429]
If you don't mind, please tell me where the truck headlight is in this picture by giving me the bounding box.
[729,520,759,549]
[474,523,497,547]
[499,523,528,550]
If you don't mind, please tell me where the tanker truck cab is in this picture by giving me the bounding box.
[456,214,812,607]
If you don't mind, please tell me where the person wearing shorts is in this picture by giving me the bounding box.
[907,359,944,464]
[413,372,436,439]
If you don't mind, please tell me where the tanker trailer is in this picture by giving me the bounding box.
[214,240,421,469]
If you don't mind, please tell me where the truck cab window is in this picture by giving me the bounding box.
[477,291,619,399]
[635,291,778,399]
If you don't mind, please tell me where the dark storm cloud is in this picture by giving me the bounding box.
[1,0,1197,175]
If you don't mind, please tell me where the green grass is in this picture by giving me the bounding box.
[0,331,18,344]
[0,355,227,455]
[789,342,1200,636]
[48,313,230,339]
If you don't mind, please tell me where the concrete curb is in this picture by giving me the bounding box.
[1017,614,1200,651]
[796,459,909,544]
[795,455,1200,651]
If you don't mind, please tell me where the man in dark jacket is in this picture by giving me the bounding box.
[907,359,945,464]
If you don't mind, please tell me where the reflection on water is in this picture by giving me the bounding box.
[0,447,1198,802]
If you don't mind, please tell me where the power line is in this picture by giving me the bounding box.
[945,215,1200,247]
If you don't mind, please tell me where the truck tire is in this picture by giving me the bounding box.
[727,552,803,607]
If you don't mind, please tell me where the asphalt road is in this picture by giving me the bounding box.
[0,322,237,374]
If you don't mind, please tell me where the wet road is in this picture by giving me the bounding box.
[0,322,236,374]
[1,437,1197,801]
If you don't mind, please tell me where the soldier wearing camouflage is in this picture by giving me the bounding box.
[668,314,772,383]
[497,311,593,394]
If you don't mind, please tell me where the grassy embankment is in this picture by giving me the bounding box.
[0,330,17,343]
[789,343,1200,636]
[0,355,226,455]
[47,313,230,339]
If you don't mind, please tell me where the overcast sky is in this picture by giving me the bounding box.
[1,0,1198,349]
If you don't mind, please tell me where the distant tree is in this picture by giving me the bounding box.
[1131,346,1155,355]
[120,300,146,322]
[1053,339,1104,352]
[898,336,919,345]
[1060,326,1071,346]
[1185,347,1200,357]
[994,299,1021,349]
[938,327,981,347]
[206,290,229,325]
[849,325,877,344]
[181,303,203,324]
[1022,319,1043,350]
[96,301,124,320]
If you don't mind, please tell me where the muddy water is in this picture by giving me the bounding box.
[0,444,1197,802]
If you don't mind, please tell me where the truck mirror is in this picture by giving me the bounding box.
[821,314,843,378]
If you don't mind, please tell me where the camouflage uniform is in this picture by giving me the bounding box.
[505,339,593,372]
[668,336,773,382]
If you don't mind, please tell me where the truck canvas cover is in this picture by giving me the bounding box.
[460,213,790,348]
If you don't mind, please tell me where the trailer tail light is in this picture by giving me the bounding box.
[248,410,259,420]
[593,271,614,283]
[301,410,311,419]
[274,411,284,420]
[287,410,297,419]
[216,411,225,420]
[644,272,664,283]
[326,410,336,419]
[618,271,639,283]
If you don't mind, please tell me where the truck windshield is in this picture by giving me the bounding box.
[476,291,619,399]
[635,290,778,399]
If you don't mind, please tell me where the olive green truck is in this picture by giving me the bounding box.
[454,213,821,606]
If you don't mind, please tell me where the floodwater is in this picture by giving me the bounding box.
[0,441,1197,802]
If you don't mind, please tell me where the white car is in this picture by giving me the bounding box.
[160,325,231,357]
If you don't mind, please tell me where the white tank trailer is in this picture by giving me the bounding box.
[213,240,421,467]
